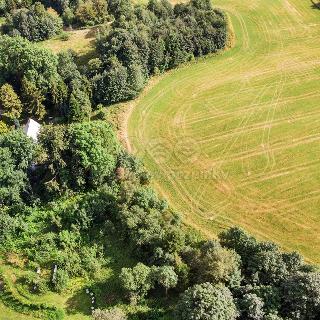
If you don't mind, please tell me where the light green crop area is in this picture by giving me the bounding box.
[128,0,320,262]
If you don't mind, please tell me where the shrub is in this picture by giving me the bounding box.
[0,129,35,205]
[239,293,265,320]
[92,307,127,320]
[67,121,120,189]
[74,0,109,26]
[58,31,69,41]
[52,269,69,293]
[22,272,49,294]
[0,120,9,134]
[184,240,242,288]
[151,265,178,296]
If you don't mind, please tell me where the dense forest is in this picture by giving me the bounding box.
[0,0,227,124]
[0,0,320,319]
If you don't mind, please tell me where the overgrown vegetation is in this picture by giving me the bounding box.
[1,0,320,319]
[1,121,320,319]
[0,0,227,121]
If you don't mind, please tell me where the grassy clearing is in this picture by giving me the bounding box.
[127,0,320,263]
[40,28,97,62]
[0,234,138,320]
[0,303,37,320]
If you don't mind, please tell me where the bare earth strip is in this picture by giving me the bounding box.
[127,0,320,263]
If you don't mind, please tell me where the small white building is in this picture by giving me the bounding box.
[24,119,41,141]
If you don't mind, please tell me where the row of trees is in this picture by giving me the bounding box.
[118,226,320,320]
[91,0,227,104]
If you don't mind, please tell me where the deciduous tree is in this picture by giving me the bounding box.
[0,83,22,120]
[175,282,238,320]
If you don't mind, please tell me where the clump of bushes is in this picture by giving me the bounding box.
[22,272,49,294]
[92,307,127,320]
[51,269,69,293]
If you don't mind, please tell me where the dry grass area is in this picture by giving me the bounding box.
[127,0,320,262]
[40,27,97,61]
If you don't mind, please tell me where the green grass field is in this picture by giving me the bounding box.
[127,0,320,263]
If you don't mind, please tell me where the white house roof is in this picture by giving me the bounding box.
[24,119,41,141]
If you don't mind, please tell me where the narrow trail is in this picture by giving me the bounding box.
[126,0,320,262]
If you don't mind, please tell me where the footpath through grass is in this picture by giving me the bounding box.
[128,0,320,263]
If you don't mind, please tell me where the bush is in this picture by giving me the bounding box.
[239,293,264,320]
[22,272,49,294]
[0,83,22,121]
[58,31,69,41]
[67,121,120,189]
[74,0,109,26]
[92,307,127,320]
[52,269,69,293]
[0,129,35,205]
[0,120,9,134]
[151,265,178,296]
[184,240,242,288]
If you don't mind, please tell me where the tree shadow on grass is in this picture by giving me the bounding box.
[311,0,320,9]
[65,290,91,316]
[65,270,125,316]
[85,26,99,39]
[76,46,97,66]
[65,231,137,315]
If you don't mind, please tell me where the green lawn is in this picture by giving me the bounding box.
[0,303,37,320]
[127,0,320,263]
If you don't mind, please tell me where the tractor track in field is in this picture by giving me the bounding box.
[126,0,320,262]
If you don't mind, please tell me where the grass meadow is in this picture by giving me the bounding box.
[127,0,320,263]
[40,27,97,63]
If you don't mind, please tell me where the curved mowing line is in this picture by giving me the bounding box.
[127,0,320,263]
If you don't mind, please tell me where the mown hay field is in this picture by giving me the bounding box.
[128,0,320,262]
